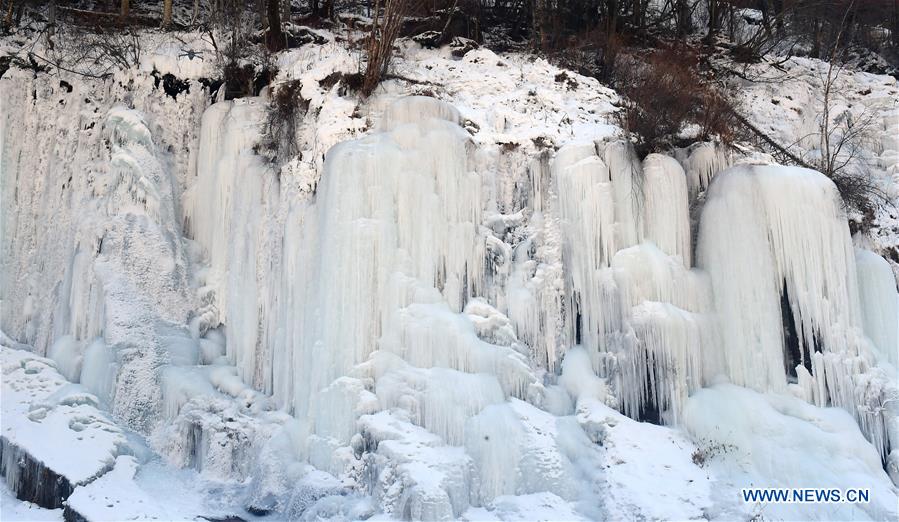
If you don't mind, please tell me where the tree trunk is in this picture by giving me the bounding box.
[675,0,690,37]
[266,0,284,52]
[163,0,173,28]
[120,0,130,21]
[259,0,268,29]
[47,0,56,44]
[605,0,618,35]
[3,0,13,28]
[707,0,718,40]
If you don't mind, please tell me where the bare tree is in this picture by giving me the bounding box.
[163,0,173,28]
[814,0,892,221]
[361,0,417,96]
[818,0,854,177]
[266,0,285,51]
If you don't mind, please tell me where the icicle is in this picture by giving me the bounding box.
[622,302,704,424]
[855,249,899,367]
[674,141,731,198]
[600,140,643,248]
[272,96,488,423]
[553,141,624,357]
[697,164,897,458]
[183,99,274,391]
[608,244,713,423]
[642,154,692,267]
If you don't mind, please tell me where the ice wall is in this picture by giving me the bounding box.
[271,96,493,416]
[183,98,279,391]
[697,165,898,459]
[855,248,899,367]
[552,140,712,423]
[0,71,205,432]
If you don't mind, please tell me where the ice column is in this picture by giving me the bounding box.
[698,164,897,457]
[273,97,487,419]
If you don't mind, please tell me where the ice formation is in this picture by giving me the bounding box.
[855,248,899,367]
[698,165,898,462]
[674,141,732,198]
[1,35,898,521]
[183,98,275,391]
[552,140,712,423]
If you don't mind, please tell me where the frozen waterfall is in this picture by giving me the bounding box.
[2,79,897,520]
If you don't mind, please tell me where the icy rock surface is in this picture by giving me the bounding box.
[1,32,898,521]
[1,346,126,508]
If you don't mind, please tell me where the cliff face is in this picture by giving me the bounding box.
[0,28,897,521]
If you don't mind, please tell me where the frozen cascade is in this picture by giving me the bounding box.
[642,154,693,266]
[1,98,197,432]
[855,248,899,367]
[553,140,712,422]
[272,96,493,419]
[674,141,733,198]
[697,164,898,460]
[0,72,205,356]
[0,70,208,433]
[183,98,279,391]
[2,49,898,518]
[609,244,714,423]
[553,140,628,357]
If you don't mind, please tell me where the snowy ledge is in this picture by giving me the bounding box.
[0,346,126,510]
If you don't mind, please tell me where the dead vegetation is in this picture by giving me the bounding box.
[615,47,738,158]
[361,0,419,97]
[263,79,308,159]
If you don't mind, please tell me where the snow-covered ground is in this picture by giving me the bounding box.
[1,18,897,522]
[1,479,62,522]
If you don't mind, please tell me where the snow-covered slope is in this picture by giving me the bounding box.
[1,24,897,521]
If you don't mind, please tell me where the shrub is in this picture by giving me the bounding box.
[616,47,737,158]
[265,79,308,159]
[361,0,418,97]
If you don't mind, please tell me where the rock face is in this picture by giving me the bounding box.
[0,436,75,509]
[1,348,126,509]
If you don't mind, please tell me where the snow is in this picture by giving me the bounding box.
[66,456,168,521]
[578,399,712,520]
[1,479,62,522]
[1,346,126,488]
[462,492,587,521]
[684,383,899,521]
